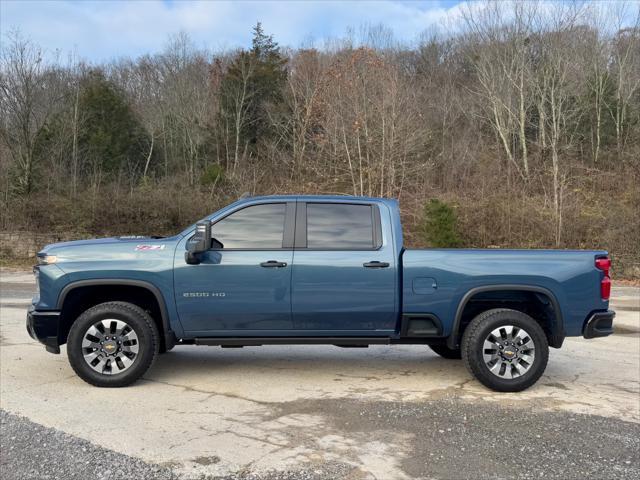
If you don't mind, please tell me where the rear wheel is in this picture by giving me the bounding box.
[429,344,462,359]
[461,308,549,392]
[67,301,159,387]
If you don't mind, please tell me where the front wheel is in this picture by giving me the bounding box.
[67,301,159,387]
[461,308,549,392]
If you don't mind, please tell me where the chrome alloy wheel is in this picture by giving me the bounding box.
[81,319,139,375]
[482,325,536,379]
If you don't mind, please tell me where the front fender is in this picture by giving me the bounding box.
[56,278,180,347]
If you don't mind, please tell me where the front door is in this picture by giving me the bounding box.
[291,202,397,334]
[174,202,295,335]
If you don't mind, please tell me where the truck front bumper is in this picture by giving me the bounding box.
[26,305,61,354]
[583,310,615,339]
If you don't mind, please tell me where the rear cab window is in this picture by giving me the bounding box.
[304,203,381,250]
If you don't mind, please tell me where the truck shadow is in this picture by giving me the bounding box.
[147,344,469,386]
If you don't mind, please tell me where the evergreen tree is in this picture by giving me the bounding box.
[248,22,287,143]
[219,23,287,160]
[420,199,463,248]
[78,71,149,176]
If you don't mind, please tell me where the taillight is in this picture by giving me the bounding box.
[595,257,611,275]
[595,256,611,300]
[600,276,611,300]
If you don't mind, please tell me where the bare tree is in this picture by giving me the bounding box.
[157,33,212,185]
[278,48,328,181]
[534,11,584,246]
[316,47,423,197]
[0,31,63,194]
[219,51,256,175]
[462,0,538,179]
[608,4,640,158]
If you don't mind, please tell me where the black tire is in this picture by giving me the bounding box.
[461,308,549,392]
[67,301,159,387]
[429,344,462,359]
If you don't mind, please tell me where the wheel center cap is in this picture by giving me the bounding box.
[103,341,118,355]
[502,347,517,359]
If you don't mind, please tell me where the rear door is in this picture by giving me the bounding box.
[291,201,397,334]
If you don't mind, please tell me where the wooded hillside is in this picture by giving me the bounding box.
[1,2,638,276]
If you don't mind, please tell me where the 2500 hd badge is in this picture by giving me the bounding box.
[182,292,227,298]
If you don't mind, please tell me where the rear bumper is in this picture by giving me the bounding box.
[583,310,615,339]
[26,305,61,353]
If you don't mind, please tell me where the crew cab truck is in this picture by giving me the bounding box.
[27,195,615,391]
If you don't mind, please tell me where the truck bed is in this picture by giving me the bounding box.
[401,248,608,338]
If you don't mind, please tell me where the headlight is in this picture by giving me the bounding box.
[37,254,57,265]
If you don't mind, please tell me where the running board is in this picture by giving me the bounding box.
[194,337,391,347]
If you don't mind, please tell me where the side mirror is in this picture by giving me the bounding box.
[185,221,211,265]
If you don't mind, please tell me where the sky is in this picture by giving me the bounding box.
[0,0,466,62]
[1,1,638,63]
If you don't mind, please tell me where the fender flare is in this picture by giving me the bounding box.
[57,279,175,349]
[446,284,564,349]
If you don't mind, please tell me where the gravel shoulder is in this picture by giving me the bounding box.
[0,410,177,480]
[2,401,639,480]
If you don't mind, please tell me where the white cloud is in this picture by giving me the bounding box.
[0,0,463,61]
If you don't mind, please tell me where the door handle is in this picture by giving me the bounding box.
[260,260,288,268]
[363,261,390,268]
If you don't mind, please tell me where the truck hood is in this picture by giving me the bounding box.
[38,235,181,266]
[39,236,170,251]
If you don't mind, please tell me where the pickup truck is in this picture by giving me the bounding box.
[27,195,615,391]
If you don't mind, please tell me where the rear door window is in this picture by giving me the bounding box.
[306,203,375,249]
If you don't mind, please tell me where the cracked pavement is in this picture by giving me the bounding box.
[1,271,639,479]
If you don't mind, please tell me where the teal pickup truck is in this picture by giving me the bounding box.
[28,195,614,391]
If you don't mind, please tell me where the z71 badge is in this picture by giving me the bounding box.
[135,244,166,251]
